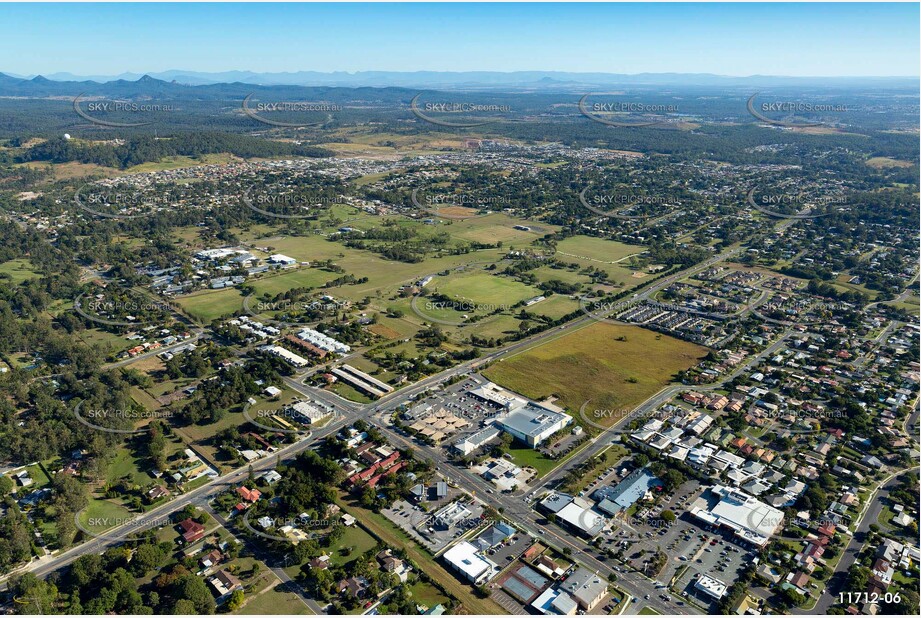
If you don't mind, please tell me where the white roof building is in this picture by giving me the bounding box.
[288,401,331,424]
[260,345,309,367]
[496,403,572,447]
[695,574,728,599]
[531,587,578,615]
[540,493,605,538]
[690,485,784,547]
[443,541,498,585]
[469,382,528,411]
[453,426,501,456]
[296,328,351,354]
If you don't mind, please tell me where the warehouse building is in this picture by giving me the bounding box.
[452,426,502,456]
[286,401,331,424]
[331,364,394,398]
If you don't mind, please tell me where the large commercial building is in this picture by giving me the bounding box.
[431,501,472,530]
[442,541,498,585]
[469,382,528,411]
[496,403,572,447]
[467,381,572,447]
[531,587,578,615]
[593,467,662,515]
[539,493,606,538]
[689,485,784,547]
[287,401,331,425]
[452,426,502,456]
[559,567,608,610]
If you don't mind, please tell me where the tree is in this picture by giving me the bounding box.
[69,554,104,587]
[10,573,59,615]
[779,586,806,607]
[882,590,918,615]
[171,575,215,614]
[0,475,13,496]
[226,589,245,611]
[132,543,166,576]
[172,599,198,614]
[661,469,685,492]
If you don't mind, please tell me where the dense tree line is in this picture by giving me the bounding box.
[21,133,332,169]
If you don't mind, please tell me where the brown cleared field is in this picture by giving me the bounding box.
[599,149,644,158]
[446,213,561,244]
[18,160,122,180]
[434,205,480,218]
[866,157,914,169]
[483,322,706,422]
[366,323,403,339]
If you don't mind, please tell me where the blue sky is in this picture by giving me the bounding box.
[2,2,918,77]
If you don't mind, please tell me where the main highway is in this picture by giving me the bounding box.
[0,241,740,607]
[3,238,909,617]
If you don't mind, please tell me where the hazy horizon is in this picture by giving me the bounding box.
[1,2,917,78]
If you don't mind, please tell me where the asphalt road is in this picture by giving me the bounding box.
[794,467,920,614]
[0,242,746,606]
[201,503,324,614]
[375,416,697,615]
[0,415,350,590]
[6,238,906,617]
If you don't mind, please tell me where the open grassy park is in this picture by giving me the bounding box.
[483,322,707,422]
[434,271,540,306]
[327,524,379,567]
[78,498,133,536]
[445,213,560,244]
[506,444,583,478]
[555,235,644,264]
[174,287,244,322]
[0,258,41,284]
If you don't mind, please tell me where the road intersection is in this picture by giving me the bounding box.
[4,239,914,617]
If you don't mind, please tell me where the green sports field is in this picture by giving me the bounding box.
[433,272,540,306]
[248,267,338,297]
[555,236,644,263]
[525,294,581,320]
[174,288,244,322]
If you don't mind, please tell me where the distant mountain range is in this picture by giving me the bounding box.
[2,70,918,92]
[0,72,415,101]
